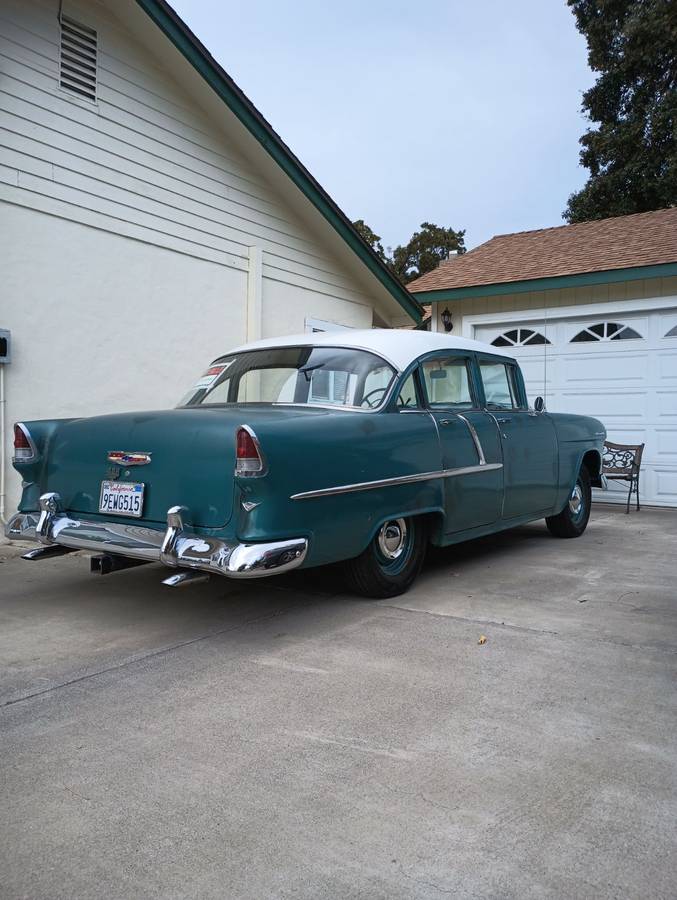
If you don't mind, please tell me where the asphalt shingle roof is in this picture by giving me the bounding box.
[408,208,677,294]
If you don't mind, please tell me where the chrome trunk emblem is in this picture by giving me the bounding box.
[107,451,152,466]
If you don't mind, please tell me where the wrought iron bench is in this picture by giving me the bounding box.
[602,441,645,513]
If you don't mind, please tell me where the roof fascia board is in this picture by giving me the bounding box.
[412,262,677,303]
[135,0,422,323]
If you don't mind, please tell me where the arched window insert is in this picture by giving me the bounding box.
[571,322,642,343]
[491,328,551,347]
[665,325,677,338]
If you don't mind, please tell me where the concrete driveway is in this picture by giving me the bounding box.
[1,505,676,899]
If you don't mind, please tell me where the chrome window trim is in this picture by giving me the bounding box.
[210,343,403,379]
[193,400,391,415]
[290,463,503,500]
[188,345,401,413]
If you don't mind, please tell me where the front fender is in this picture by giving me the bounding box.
[551,414,606,511]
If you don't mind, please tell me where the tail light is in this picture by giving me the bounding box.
[13,423,36,462]
[235,426,265,477]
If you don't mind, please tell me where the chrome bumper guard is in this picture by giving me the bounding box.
[5,493,308,580]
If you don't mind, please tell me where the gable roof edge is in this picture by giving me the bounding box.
[411,262,677,303]
[135,0,422,324]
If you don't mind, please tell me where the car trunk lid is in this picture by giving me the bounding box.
[45,408,243,528]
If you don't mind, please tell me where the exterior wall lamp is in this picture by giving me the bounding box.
[440,307,453,332]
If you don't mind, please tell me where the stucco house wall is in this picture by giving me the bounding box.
[0,0,417,517]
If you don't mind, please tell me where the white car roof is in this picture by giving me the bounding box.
[224,329,514,373]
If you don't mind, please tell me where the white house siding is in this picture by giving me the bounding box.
[430,276,677,331]
[429,276,677,507]
[0,0,398,516]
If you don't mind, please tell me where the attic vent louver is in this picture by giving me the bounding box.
[59,15,97,101]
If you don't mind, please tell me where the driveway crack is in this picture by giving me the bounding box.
[0,596,327,710]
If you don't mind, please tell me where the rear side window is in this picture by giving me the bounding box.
[479,361,522,409]
[421,357,475,408]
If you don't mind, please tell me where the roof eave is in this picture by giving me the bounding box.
[411,261,677,303]
[135,0,422,324]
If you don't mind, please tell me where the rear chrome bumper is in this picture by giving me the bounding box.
[5,493,308,579]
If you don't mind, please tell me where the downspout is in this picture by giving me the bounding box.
[0,364,6,526]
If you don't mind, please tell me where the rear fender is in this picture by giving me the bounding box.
[364,505,445,552]
[12,419,74,512]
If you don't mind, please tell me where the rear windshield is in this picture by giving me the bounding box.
[179,346,397,410]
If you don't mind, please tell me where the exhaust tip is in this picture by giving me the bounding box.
[162,570,210,588]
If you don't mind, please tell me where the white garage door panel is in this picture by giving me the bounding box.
[558,392,647,418]
[658,312,677,334]
[563,354,648,383]
[474,306,677,507]
[518,357,553,384]
[656,429,677,456]
[656,471,677,498]
[657,392,677,417]
[658,353,677,379]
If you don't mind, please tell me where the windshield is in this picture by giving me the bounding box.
[179,346,397,409]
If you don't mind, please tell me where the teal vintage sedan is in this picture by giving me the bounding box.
[6,330,606,597]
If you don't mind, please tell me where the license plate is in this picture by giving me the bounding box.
[99,481,145,517]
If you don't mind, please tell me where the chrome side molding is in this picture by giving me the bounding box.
[456,414,487,465]
[290,463,503,501]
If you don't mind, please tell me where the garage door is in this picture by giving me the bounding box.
[474,308,677,507]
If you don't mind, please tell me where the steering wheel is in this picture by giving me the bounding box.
[360,387,388,408]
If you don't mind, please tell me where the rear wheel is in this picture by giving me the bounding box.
[546,467,591,538]
[342,516,427,598]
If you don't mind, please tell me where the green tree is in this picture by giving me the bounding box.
[353,218,387,264]
[352,220,466,284]
[564,0,677,223]
[390,222,465,284]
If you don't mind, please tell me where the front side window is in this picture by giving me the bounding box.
[180,346,396,410]
[479,361,519,410]
[421,357,474,408]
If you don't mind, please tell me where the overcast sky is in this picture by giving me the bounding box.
[171,0,594,251]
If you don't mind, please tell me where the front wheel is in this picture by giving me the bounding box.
[546,467,591,538]
[342,516,427,598]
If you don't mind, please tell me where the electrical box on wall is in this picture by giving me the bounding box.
[0,329,10,364]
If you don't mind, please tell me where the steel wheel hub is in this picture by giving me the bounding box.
[569,484,583,516]
[377,519,408,560]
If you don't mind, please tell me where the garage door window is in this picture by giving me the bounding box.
[665,325,677,338]
[491,328,550,347]
[571,322,642,342]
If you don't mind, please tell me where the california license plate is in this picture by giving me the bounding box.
[99,481,145,517]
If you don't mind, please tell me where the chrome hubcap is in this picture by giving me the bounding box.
[569,484,583,516]
[377,519,408,560]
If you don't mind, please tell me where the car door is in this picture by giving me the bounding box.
[477,355,558,519]
[418,353,503,533]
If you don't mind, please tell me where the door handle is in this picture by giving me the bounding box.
[496,417,510,424]
[439,419,452,426]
